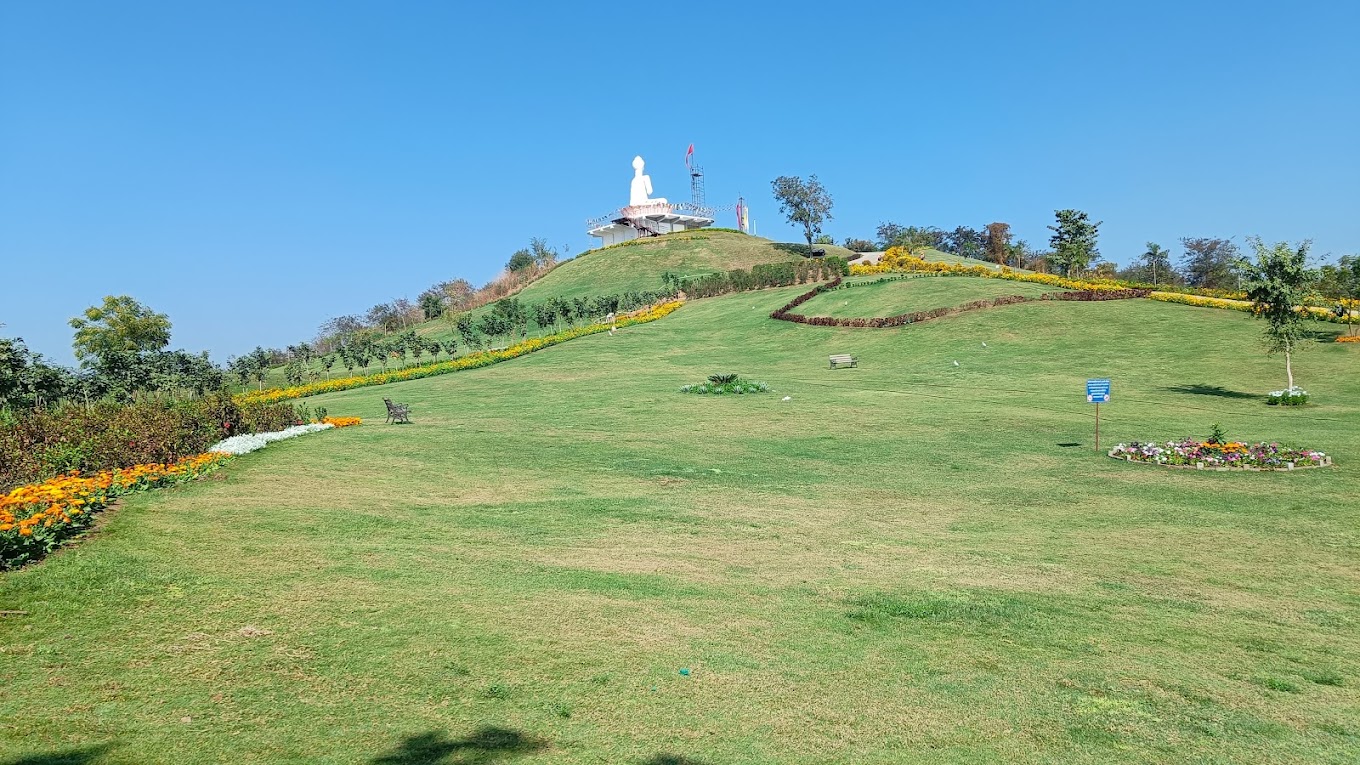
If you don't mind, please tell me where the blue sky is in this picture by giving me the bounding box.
[3,1,1357,364]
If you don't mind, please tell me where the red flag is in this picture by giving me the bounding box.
[685,143,694,170]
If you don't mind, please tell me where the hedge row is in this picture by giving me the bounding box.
[0,393,300,493]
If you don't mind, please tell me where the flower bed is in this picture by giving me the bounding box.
[1266,387,1308,406]
[1,418,361,569]
[1337,335,1360,344]
[237,301,684,405]
[1108,439,1330,471]
[847,249,1352,323]
[0,453,228,570]
[679,377,770,395]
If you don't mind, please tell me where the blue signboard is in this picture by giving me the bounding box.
[1086,378,1111,403]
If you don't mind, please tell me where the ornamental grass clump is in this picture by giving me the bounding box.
[680,376,770,395]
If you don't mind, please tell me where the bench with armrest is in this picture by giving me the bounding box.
[829,354,857,369]
[383,397,412,424]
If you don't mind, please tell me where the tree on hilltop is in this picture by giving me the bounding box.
[1241,237,1315,392]
[771,175,834,254]
[1047,210,1102,277]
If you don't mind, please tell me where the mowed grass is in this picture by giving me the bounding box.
[801,276,1054,318]
[511,231,854,304]
[3,290,1360,764]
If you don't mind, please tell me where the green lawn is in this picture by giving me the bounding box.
[801,276,1054,318]
[4,289,1359,764]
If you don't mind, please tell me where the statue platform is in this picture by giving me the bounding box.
[587,202,715,246]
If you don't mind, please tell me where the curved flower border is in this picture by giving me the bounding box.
[1,418,362,570]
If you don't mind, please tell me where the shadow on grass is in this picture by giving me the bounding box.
[1162,383,1257,400]
[1,745,113,765]
[370,728,548,765]
[644,756,712,765]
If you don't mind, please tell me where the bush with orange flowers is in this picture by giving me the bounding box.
[1,453,229,570]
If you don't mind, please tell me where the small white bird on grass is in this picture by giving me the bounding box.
[981,342,988,348]
[953,360,960,367]
[782,396,792,401]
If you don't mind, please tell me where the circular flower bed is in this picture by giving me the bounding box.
[1109,439,1331,471]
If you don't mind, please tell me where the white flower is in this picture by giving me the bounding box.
[209,423,333,456]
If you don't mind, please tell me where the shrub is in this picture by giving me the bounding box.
[0,392,300,492]
[1265,387,1308,406]
[680,377,770,395]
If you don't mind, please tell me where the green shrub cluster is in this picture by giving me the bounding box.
[672,257,848,299]
[0,392,299,492]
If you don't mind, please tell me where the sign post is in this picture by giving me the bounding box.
[1086,378,1111,450]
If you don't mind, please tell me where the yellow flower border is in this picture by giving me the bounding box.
[236,301,685,405]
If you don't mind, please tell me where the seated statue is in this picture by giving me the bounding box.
[629,155,667,207]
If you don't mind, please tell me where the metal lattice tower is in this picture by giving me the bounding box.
[690,165,705,206]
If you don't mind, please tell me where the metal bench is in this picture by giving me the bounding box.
[383,397,412,424]
[829,354,857,369]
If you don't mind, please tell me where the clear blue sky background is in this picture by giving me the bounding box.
[3,1,1357,364]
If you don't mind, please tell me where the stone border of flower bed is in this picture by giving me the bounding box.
[1107,449,1333,472]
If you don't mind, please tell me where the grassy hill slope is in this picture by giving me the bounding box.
[6,287,1358,764]
[513,230,855,303]
[802,275,1053,318]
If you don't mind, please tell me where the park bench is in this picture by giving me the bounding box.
[829,354,857,369]
[383,397,412,424]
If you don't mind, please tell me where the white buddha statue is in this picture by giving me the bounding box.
[628,155,667,207]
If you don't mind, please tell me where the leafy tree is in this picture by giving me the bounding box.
[507,249,535,272]
[455,314,480,349]
[321,354,336,379]
[409,337,425,365]
[876,223,943,254]
[418,290,446,320]
[841,237,876,252]
[1007,239,1034,270]
[943,226,986,260]
[874,223,906,251]
[69,295,172,363]
[437,279,476,311]
[984,222,1012,265]
[532,303,557,332]
[1241,237,1315,391]
[0,336,74,409]
[338,348,356,375]
[1139,242,1175,286]
[367,302,403,333]
[1047,210,1102,276]
[1180,237,1240,289]
[528,237,559,268]
[812,233,835,245]
[284,361,305,386]
[771,175,834,253]
[478,313,510,345]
